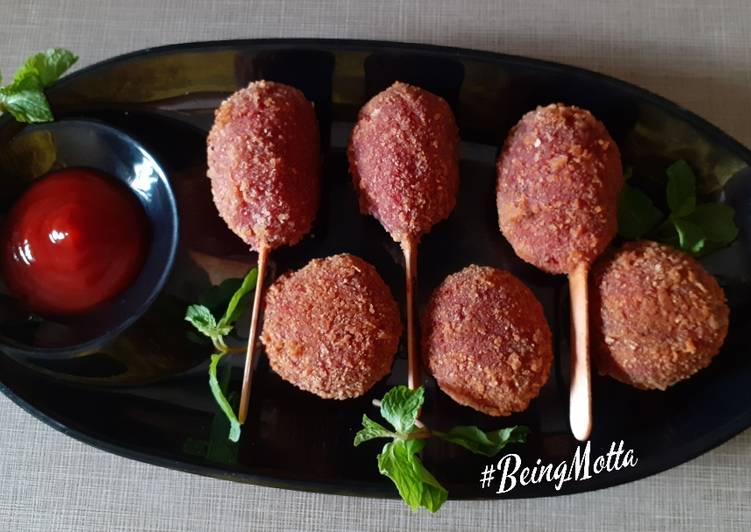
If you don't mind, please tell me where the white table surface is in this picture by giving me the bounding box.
[1,1,750,530]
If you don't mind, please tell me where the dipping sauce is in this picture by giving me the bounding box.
[2,168,149,316]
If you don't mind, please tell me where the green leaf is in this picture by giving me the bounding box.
[380,386,424,434]
[435,425,529,457]
[0,76,52,123]
[0,48,77,124]
[409,454,448,513]
[354,415,394,446]
[617,184,664,239]
[217,267,258,328]
[208,352,241,442]
[666,160,697,217]
[199,278,244,314]
[673,218,706,254]
[206,363,240,464]
[14,48,78,87]
[185,304,226,338]
[687,203,738,245]
[377,440,448,512]
[184,363,240,462]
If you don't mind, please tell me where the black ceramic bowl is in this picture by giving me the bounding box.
[0,119,179,358]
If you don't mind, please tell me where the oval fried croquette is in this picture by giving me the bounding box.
[207,80,320,251]
[348,81,460,244]
[261,254,402,399]
[497,103,623,274]
[422,265,553,416]
[591,241,729,390]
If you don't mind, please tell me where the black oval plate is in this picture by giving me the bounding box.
[1,39,750,499]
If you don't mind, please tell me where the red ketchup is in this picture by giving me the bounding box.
[2,168,149,316]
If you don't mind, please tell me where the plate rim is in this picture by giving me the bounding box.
[51,37,751,163]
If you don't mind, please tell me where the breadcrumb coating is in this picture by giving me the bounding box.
[591,241,729,390]
[497,103,623,274]
[207,80,320,251]
[261,254,402,399]
[348,82,460,243]
[422,265,553,416]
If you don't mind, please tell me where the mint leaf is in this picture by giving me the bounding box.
[0,48,77,124]
[409,453,448,513]
[185,304,228,338]
[14,48,78,87]
[354,415,394,446]
[666,160,696,217]
[435,425,529,457]
[0,76,52,123]
[208,352,241,442]
[687,203,738,245]
[218,267,258,328]
[185,304,218,336]
[617,184,664,239]
[673,218,706,254]
[380,386,424,434]
[378,440,423,510]
[377,439,448,513]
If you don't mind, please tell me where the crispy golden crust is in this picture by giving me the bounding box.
[591,241,729,390]
[497,103,623,274]
[348,82,460,243]
[422,265,553,416]
[207,80,320,251]
[261,254,402,399]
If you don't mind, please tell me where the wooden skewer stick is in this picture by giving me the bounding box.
[568,262,592,441]
[238,244,270,425]
[402,238,420,390]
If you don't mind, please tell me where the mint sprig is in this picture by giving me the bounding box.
[355,386,529,512]
[617,160,738,255]
[0,48,78,123]
[432,425,530,457]
[185,267,258,442]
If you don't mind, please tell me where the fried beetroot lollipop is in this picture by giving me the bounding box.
[496,103,623,440]
[348,82,460,388]
[207,80,320,422]
[422,265,553,416]
[261,254,402,399]
[591,241,729,390]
